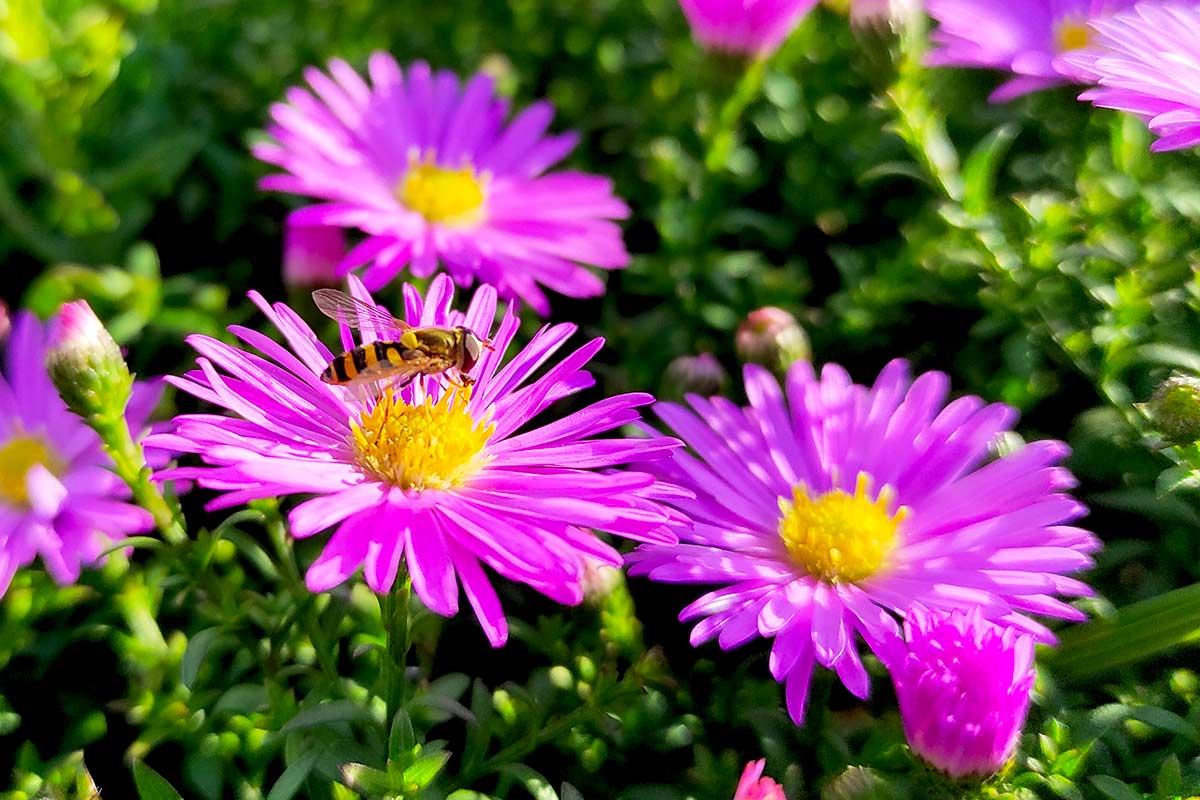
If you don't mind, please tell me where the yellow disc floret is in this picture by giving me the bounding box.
[777,473,907,584]
[399,155,486,225]
[351,387,493,491]
[1055,20,1091,53]
[0,434,61,507]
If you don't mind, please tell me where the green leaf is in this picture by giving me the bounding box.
[212,684,268,716]
[561,783,584,800]
[447,793,499,800]
[181,627,223,690]
[132,762,184,800]
[962,124,1018,215]
[267,748,322,800]
[1089,776,1142,800]
[1156,754,1182,799]
[501,764,558,800]
[97,536,163,559]
[1129,707,1200,744]
[1043,774,1084,800]
[389,709,416,762]
[340,763,398,795]
[281,700,377,734]
[402,749,451,790]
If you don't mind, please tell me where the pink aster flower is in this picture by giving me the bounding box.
[627,360,1098,724]
[733,759,786,800]
[283,222,345,289]
[150,275,681,646]
[0,311,157,596]
[926,0,1138,102]
[678,0,820,57]
[252,54,631,315]
[894,606,1036,779]
[1061,3,1200,152]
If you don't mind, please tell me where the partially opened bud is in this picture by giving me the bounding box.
[283,221,345,289]
[850,0,921,33]
[733,759,785,800]
[45,300,132,421]
[893,606,1035,780]
[580,553,623,605]
[1150,376,1200,446]
[665,353,728,398]
[0,298,9,342]
[735,307,810,374]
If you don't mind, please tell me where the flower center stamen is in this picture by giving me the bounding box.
[777,473,906,584]
[1055,20,1091,53]
[399,155,486,225]
[0,434,60,507]
[351,387,493,491]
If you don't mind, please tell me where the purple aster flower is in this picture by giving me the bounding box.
[893,605,1036,779]
[0,311,157,596]
[283,221,345,290]
[252,54,631,316]
[926,0,1138,102]
[149,275,681,646]
[1061,3,1200,152]
[678,0,820,57]
[627,360,1098,724]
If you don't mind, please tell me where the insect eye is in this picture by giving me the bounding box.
[460,329,482,372]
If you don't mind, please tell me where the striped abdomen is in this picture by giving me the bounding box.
[321,341,408,385]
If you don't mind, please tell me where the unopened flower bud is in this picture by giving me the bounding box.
[893,606,1035,780]
[820,766,888,800]
[580,554,623,605]
[735,307,810,374]
[45,300,132,421]
[850,0,921,33]
[1150,376,1200,445]
[0,299,9,342]
[283,221,345,289]
[665,353,728,398]
[733,759,785,800]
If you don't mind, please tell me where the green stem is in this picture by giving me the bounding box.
[261,506,341,685]
[94,412,187,546]
[453,700,600,790]
[704,57,767,173]
[382,574,413,726]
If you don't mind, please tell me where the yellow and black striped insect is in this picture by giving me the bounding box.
[312,289,488,389]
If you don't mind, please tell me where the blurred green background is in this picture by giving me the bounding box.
[3,1,1200,798]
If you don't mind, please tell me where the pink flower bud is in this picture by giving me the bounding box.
[45,300,131,419]
[733,759,785,800]
[0,298,9,343]
[735,307,810,373]
[283,221,346,289]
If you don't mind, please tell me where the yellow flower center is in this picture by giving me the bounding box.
[351,387,493,491]
[1056,20,1091,53]
[777,473,907,584]
[398,156,486,225]
[0,434,61,507]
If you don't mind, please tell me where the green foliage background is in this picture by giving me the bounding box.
[2,1,1200,798]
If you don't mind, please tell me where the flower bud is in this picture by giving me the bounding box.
[45,300,132,421]
[820,766,888,800]
[580,554,623,605]
[733,759,785,800]
[0,299,9,342]
[665,353,728,398]
[283,221,345,289]
[1150,376,1200,445]
[893,606,1035,780]
[849,0,921,33]
[735,307,810,374]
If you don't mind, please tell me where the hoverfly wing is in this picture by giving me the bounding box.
[312,289,410,335]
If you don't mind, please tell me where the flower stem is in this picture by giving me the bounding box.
[704,56,767,172]
[382,573,413,726]
[94,411,187,546]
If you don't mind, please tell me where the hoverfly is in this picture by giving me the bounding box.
[312,289,488,389]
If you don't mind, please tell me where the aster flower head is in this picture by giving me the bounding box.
[678,0,820,57]
[151,275,682,646]
[894,605,1036,779]
[253,54,631,315]
[733,759,786,800]
[0,311,157,596]
[926,0,1138,102]
[627,359,1098,724]
[1061,3,1200,152]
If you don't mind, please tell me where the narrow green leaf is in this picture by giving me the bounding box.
[1130,707,1200,744]
[1088,776,1142,800]
[501,764,558,800]
[212,684,268,716]
[267,748,322,800]
[181,628,223,690]
[961,124,1018,215]
[1156,754,1182,799]
[389,709,416,763]
[132,762,184,800]
[281,700,377,733]
[447,792,499,800]
[340,762,398,795]
[561,782,584,800]
[402,749,451,790]
[97,536,163,559]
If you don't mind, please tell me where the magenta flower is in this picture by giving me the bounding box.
[252,54,630,315]
[678,0,820,56]
[627,360,1098,724]
[733,759,786,800]
[926,0,1138,102]
[1061,3,1200,152]
[150,275,680,646]
[283,222,345,289]
[894,606,1036,779]
[0,311,157,596]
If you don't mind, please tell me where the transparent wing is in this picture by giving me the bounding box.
[312,289,410,332]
